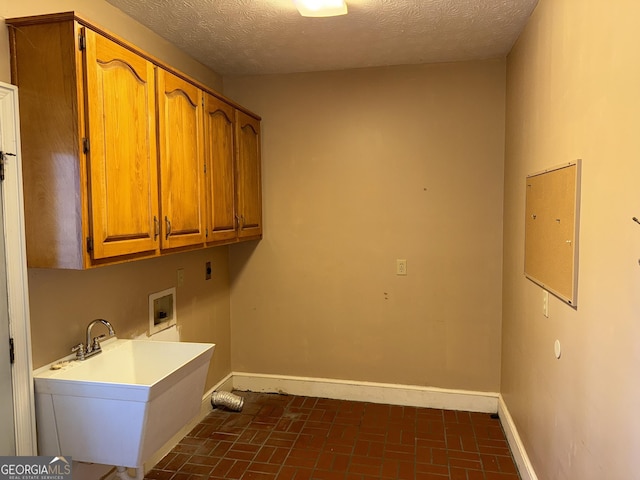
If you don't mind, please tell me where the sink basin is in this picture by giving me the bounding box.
[33,338,215,469]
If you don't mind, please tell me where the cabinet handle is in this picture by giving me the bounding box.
[240,215,245,230]
[153,216,159,240]
[165,216,172,240]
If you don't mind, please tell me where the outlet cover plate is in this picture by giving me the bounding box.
[397,259,407,276]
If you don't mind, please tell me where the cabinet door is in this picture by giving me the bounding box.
[235,110,262,239]
[83,29,160,260]
[157,69,206,249]
[204,94,237,243]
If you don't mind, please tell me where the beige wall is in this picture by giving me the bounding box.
[503,1,640,478]
[1,0,230,391]
[224,61,506,392]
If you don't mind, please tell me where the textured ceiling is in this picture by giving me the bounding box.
[105,0,538,76]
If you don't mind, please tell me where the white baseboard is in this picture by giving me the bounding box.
[231,372,499,413]
[211,371,235,394]
[498,395,538,480]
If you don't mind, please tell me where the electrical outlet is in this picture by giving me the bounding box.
[177,268,185,287]
[543,290,549,317]
[396,259,407,276]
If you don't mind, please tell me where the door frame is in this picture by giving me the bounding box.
[0,82,37,455]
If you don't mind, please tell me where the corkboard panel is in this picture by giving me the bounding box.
[524,161,581,306]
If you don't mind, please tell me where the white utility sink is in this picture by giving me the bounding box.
[33,338,215,469]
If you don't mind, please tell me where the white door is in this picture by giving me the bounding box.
[0,176,15,455]
[0,82,37,455]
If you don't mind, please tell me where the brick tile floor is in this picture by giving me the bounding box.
[145,392,520,480]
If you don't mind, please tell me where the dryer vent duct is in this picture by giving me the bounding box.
[211,391,244,411]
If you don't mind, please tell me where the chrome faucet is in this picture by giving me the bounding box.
[72,319,116,360]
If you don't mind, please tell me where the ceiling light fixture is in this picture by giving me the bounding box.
[293,0,348,17]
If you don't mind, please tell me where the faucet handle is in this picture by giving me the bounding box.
[91,334,106,351]
[71,343,86,359]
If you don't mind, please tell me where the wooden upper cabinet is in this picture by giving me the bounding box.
[204,93,237,243]
[8,12,261,268]
[83,28,160,259]
[235,110,262,239]
[157,69,207,250]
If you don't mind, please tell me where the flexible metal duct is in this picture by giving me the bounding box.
[210,391,244,411]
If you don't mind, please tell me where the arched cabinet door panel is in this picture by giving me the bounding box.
[204,94,237,243]
[235,110,262,240]
[157,68,207,250]
[84,28,160,260]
